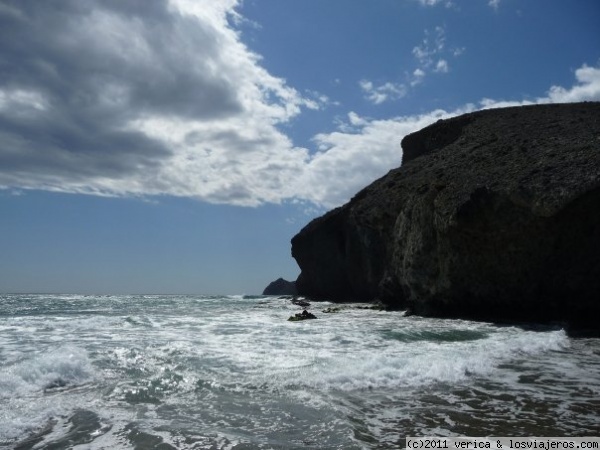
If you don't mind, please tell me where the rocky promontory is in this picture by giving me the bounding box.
[291,102,600,331]
[262,278,297,296]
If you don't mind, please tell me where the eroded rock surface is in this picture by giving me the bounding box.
[291,102,600,330]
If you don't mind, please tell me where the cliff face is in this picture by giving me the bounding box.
[291,102,600,329]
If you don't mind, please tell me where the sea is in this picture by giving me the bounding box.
[0,294,598,449]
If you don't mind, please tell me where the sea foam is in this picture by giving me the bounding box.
[0,345,96,442]
[0,294,595,448]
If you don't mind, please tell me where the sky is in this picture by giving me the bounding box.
[0,0,599,295]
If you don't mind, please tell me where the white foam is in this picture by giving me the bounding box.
[175,305,571,397]
[0,294,592,447]
[0,345,96,442]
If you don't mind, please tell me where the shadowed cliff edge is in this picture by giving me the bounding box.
[291,102,600,334]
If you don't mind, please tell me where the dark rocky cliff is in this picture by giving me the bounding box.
[291,102,600,330]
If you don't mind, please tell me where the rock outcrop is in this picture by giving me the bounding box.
[262,278,298,296]
[288,310,317,321]
[291,102,600,331]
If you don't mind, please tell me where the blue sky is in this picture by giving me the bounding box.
[0,0,599,294]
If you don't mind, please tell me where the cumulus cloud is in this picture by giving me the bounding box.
[0,0,311,205]
[0,2,598,210]
[545,65,600,103]
[292,110,467,207]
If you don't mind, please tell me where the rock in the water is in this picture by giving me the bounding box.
[44,378,68,391]
[262,278,297,296]
[354,303,386,311]
[292,102,600,331]
[291,297,311,307]
[288,309,317,321]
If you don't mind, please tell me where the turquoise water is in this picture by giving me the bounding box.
[0,294,598,449]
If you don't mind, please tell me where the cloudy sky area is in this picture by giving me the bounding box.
[1,0,599,294]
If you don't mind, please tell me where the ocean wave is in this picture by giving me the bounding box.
[1,345,94,396]
[0,345,96,442]
[0,294,593,448]
[185,317,570,396]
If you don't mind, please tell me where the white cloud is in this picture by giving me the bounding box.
[413,69,426,77]
[348,112,369,127]
[294,64,600,208]
[452,47,466,57]
[545,65,600,103]
[488,0,501,10]
[411,68,427,86]
[358,26,453,104]
[360,80,407,105]
[412,26,446,67]
[478,65,600,109]
[0,89,48,116]
[416,0,454,7]
[363,27,453,103]
[359,23,464,106]
[0,0,314,206]
[305,90,338,109]
[409,26,456,84]
[0,3,598,211]
[292,110,462,207]
[435,59,449,73]
[418,0,499,10]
